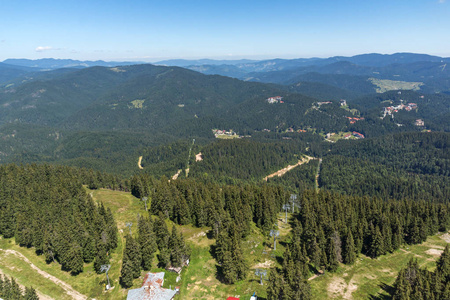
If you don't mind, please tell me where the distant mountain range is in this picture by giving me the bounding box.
[2,58,143,70]
[0,54,449,174]
[3,53,450,93]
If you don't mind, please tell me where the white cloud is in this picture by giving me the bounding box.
[439,0,446,3]
[35,46,53,52]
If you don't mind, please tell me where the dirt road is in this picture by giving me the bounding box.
[0,249,88,300]
[263,155,314,181]
[138,156,144,169]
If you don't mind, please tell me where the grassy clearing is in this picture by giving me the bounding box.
[369,78,423,93]
[309,234,448,299]
[216,134,241,139]
[129,99,145,109]
[340,105,360,116]
[325,132,355,142]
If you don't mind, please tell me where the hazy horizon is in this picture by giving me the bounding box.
[1,0,450,62]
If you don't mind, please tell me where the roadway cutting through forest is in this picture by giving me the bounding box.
[263,155,315,181]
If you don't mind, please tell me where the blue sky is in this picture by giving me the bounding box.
[1,0,449,62]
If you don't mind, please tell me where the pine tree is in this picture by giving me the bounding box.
[344,231,356,264]
[221,249,237,284]
[437,244,450,281]
[120,259,134,288]
[169,226,183,268]
[369,225,385,258]
[327,237,339,272]
[266,269,283,300]
[124,234,141,278]
[393,269,411,300]
[24,286,39,300]
[82,235,96,263]
[154,212,170,251]
[137,216,157,270]
[94,243,109,274]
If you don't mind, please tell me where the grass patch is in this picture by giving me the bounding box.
[325,132,355,142]
[129,99,145,109]
[309,234,449,299]
[369,78,423,93]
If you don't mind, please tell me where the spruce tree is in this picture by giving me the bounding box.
[94,243,109,274]
[344,231,356,264]
[120,259,134,288]
[24,286,39,300]
[154,212,170,251]
[169,225,183,267]
[266,269,283,300]
[137,216,157,270]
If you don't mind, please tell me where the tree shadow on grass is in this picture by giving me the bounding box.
[368,282,394,300]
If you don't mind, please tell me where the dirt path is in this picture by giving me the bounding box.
[308,270,324,281]
[172,169,182,180]
[0,249,88,300]
[0,267,54,300]
[315,158,322,192]
[138,156,144,169]
[263,155,314,181]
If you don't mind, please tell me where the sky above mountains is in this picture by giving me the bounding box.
[1,0,450,62]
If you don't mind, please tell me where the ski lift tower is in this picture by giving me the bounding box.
[142,197,148,211]
[254,269,267,285]
[100,264,111,290]
[282,204,291,223]
[125,222,132,235]
[289,194,298,213]
[270,229,280,251]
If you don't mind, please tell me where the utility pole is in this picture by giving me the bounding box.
[270,230,280,251]
[100,264,111,290]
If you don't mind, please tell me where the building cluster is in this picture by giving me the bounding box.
[340,99,347,106]
[286,128,307,133]
[212,129,238,137]
[382,102,418,118]
[352,131,365,139]
[346,117,364,124]
[267,96,283,104]
[317,101,332,106]
[415,119,425,126]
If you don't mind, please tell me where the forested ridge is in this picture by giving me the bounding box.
[319,132,450,202]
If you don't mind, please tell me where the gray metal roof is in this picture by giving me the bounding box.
[126,272,177,300]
